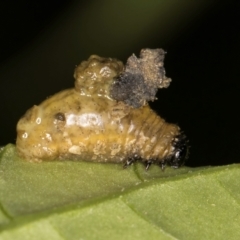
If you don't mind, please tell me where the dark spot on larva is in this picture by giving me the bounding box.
[54,112,65,121]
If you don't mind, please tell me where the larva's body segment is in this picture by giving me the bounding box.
[16,49,189,169]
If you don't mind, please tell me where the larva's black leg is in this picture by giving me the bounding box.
[145,161,152,171]
[123,158,135,169]
[160,160,166,171]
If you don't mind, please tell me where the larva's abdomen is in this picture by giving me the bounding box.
[119,105,179,162]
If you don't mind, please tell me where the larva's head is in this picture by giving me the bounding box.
[168,133,189,168]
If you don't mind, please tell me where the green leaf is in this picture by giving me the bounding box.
[0,144,240,239]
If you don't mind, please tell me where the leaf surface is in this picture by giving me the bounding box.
[0,144,240,239]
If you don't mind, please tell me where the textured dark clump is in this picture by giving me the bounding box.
[110,48,172,108]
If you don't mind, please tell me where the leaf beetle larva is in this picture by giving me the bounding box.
[16,48,189,170]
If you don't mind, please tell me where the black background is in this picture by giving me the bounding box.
[0,1,239,167]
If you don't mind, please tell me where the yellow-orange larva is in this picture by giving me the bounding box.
[16,49,189,169]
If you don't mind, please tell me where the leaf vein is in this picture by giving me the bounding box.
[121,199,179,240]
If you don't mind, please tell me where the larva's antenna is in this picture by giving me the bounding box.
[110,48,171,108]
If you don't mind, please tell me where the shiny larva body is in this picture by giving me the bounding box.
[17,90,180,164]
[16,50,188,169]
